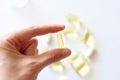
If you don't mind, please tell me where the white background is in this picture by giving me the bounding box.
[0,0,120,80]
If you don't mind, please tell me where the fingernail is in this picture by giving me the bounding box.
[58,24,65,28]
[63,48,71,57]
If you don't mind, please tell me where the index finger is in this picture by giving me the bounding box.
[5,24,65,48]
[7,24,65,42]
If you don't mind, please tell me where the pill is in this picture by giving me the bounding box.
[56,32,66,48]
[66,13,80,23]
[50,61,65,73]
[70,51,91,77]
[77,63,90,77]
[82,29,96,48]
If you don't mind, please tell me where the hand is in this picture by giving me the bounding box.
[0,24,71,80]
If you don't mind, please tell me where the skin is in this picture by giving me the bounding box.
[0,24,71,80]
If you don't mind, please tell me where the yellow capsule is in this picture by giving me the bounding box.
[72,56,86,70]
[66,14,81,29]
[50,32,66,73]
[70,51,90,77]
[56,32,66,48]
[63,26,79,40]
[74,59,87,71]
[82,29,91,44]
[66,13,80,23]
[82,29,96,47]
[71,51,87,70]
[77,63,90,77]
[50,61,64,73]
[68,53,78,64]
[86,34,96,48]
[86,46,96,58]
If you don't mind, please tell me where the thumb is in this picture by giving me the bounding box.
[32,48,71,70]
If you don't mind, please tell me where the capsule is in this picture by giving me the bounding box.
[77,63,90,77]
[63,26,79,40]
[66,13,80,23]
[50,61,65,73]
[82,29,96,48]
[82,29,90,44]
[70,51,90,77]
[56,32,66,48]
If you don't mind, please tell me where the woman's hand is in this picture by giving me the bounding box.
[0,24,71,80]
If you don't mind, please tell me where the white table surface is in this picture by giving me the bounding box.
[0,0,120,80]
